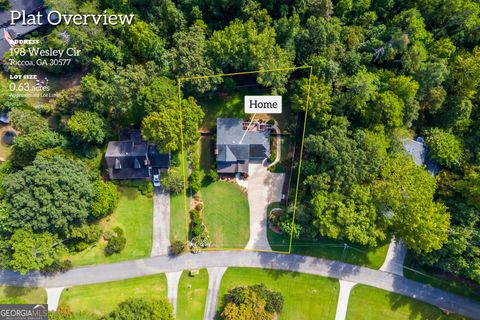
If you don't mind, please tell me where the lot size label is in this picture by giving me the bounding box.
[244,95,282,114]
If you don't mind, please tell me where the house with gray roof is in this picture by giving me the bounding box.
[105,130,170,180]
[0,0,57,60]
[402,137,439,176]
[216,118,270,174]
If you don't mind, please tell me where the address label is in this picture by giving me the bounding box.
[244,95,282,114]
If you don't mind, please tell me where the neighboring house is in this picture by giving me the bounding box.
[105,130,170,180]
[216,118,270,174]
[402,137,439,176]
[0,0,56,60]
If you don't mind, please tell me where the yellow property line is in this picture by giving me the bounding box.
[177,65,313,253]
[289,66,313,254]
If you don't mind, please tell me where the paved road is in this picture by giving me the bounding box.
[0,251,478,319]
[245,162,284,251]
[151,188,170,256]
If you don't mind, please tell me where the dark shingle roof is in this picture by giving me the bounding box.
[216,118,270,163]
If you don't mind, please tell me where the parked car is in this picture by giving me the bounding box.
[152,170,160,187]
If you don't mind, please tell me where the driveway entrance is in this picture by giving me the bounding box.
[245,161,285,251]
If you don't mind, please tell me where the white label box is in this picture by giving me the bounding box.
[244,95,282,114]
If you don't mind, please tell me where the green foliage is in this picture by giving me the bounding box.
[160,170,184,194]
[426,128,464,168]
[171,22,222,94]
[125,21,168,67]
[374,155,450,254]
[9,108,48,134]
[1,156,96,236]
[190,205,210,249]
[9,229,64,275]
[67,111,108,144]
[12,130,67,167]
[222,284,283,320]
[141,97,204,151]
[67,224,102,252]
[103,298,174,320]
[209,17,293,94]
[92,181,119,218]
[104,227,126,256]
[170,240,186,256]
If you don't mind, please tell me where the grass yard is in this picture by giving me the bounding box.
[177,269,209,320]
[66,187,153,266]
[347,284,468,320]
[198,92,245,131]
[268,227,389,270]
[59,274,167,316]
[217,267,339,320]
[170,192,188,243]
[202,181,249,248]
[0,286,46,304]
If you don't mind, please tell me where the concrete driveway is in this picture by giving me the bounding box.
[245,161,285,251]
[151,187,170,256]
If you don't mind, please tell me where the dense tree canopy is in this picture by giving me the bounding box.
[0,156,96,236]
[1,0,479,286]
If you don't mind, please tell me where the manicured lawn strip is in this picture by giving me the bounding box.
[267,229,389,270]
[59,274,167,316]
[66,187,152,266]
[218,267,339,320]
[177,269,209,320]
[347,284,467,320]
[202,181,249,248]
[0,286,46,304]
[403,252,480,302]
[170,192,188,243]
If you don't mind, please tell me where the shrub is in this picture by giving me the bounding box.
[208,169,218,182]
[113,227,124,237]
[170,240,186,255]
[103,230,115,241]
[222,284,283,320]
[195,203,204,211]
[104,234,126,256]
[267,119,275,125]
[160,170,184,193]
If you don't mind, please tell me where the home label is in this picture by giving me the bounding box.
[244,95,282,114]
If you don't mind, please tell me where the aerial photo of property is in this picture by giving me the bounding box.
[0,0,479,319]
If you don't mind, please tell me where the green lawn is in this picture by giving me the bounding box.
[403,253,480,302]
[267,202,389,270]
[347,284,468,320]
[59,274,167,316]
[202,181,250,248]
[177,269,209,320]
[170,192,188,243]
[66,187,153,266]
[198,93,245,130]
[0,286,46,304]
[217,267,339,320]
